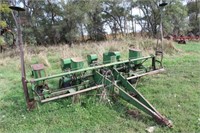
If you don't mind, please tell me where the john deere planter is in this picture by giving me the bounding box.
[25,49,172,127]
[8,5,172,128]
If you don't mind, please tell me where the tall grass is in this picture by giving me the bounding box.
[0,37,178,68]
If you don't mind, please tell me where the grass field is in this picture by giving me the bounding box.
[0,40,200,133]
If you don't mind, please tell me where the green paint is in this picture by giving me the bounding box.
[60,58,71,71]
[87,54,98,65]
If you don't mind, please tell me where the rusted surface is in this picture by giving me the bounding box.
[129,48,141,52]
[31,64,45,71]
[27,100,36,110]
[129,92,137,98]
[127,68,165,80]
[154,115,173,128]
[71,57,84,62]
[127,110,141,118]
[10,6,32,110]
[41,84,104,103]
[22,76,34,110]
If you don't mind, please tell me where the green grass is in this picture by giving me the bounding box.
[0,41,200,133]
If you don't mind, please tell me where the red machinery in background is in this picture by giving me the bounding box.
[165,34,200,44]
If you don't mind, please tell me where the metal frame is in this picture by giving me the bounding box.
[26,53,172,127]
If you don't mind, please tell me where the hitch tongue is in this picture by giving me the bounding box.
[111,68,173,127]
[155,115,173,128]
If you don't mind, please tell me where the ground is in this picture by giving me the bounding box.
[0,41,199,133]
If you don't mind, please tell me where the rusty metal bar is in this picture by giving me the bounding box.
[41,84,104,103]
[114,84,172,127]
[9,6,34,110]
[31,56,152,83]
[127,68,165,80]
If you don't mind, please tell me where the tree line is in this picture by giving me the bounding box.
[0,0,199,46]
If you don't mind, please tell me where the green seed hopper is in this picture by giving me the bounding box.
[26,49,172,127]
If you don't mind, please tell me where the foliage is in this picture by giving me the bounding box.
[0,21,7,28]
[0,0,198,45]
[135,0,188,37]
[0,3,11,28]
[187,0,200,34]
[164,0,188,35]
[0,36,6,46]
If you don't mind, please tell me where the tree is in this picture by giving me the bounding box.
[0,0,195,46]
[103,0,130,37]
[164,0,188,35]
[0,2,11,28]
[135,0,160,37]
[85,0,106,41]
[0,2,12,52]
[135,0,188,37]
[187,0,200,34]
